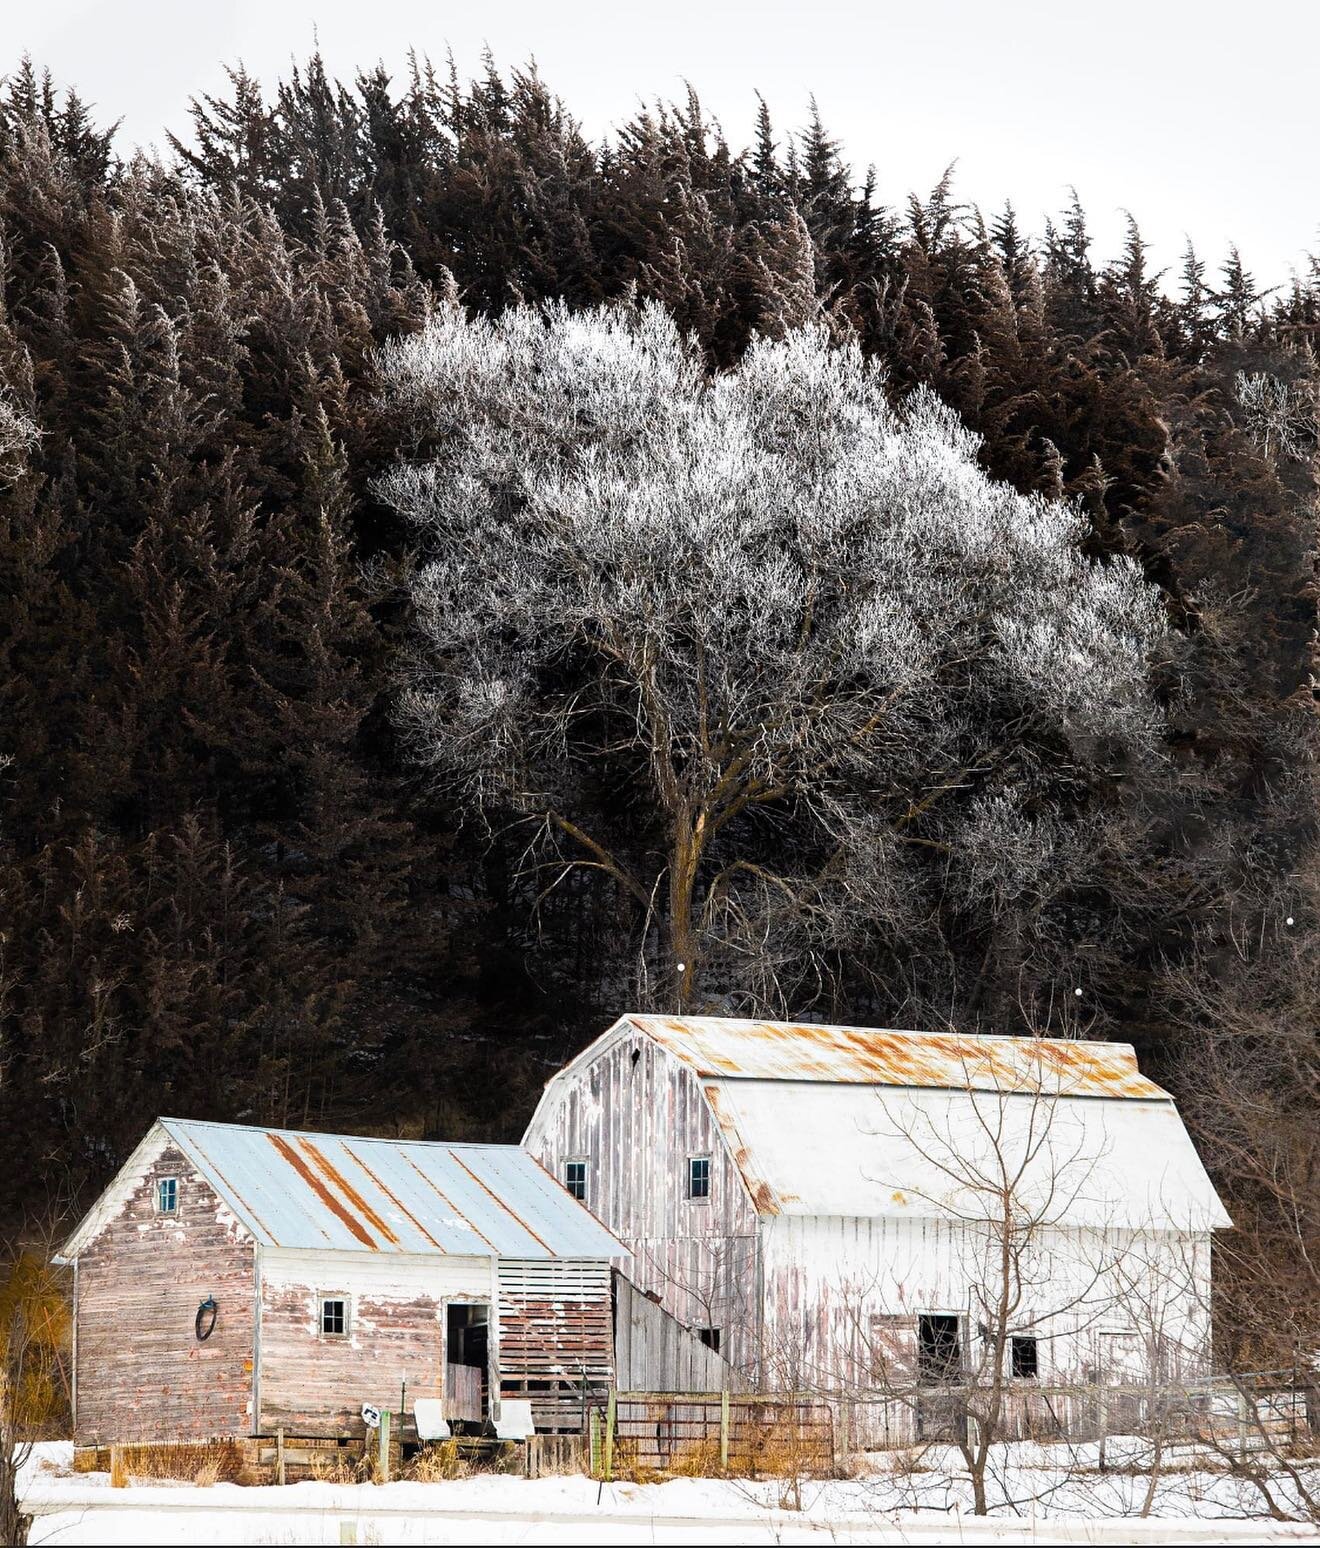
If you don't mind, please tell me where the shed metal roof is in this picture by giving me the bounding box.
[62,1119,627,1261]
[623,1015,1167,1100]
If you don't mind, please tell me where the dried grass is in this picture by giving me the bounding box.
[308,1448,368,1485]
[85,1440,251,1486]
[406,1439,469,1482]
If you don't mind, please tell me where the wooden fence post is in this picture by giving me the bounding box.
[720,1389,730,1473]
[378,1408,391,1484]
[276,1426,285,1486]
[604,1390,616,1482]
[588,1408,601,1476]
[109,1444,127,1489]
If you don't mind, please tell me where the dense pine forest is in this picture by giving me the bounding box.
[0,52,1317,1361]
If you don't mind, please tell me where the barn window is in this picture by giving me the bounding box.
[156,1177,178,1214]
[917,1314,963,1384]
[687,1156,711,1200]
[320,1297,347,1337]
[697,1327,721,1354]
[564,1160,587,1202]
[1011,1335,1039,1380]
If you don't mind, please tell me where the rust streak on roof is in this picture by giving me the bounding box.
[448,1151,553,1253]
[295,1139,400,1245]
[342,1145,442,1250]
[633,1016,1166,1100]
[267,1133,377,1248]
[399,1152,498,1252]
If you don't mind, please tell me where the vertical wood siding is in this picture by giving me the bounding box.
[758,1214,1216,1393]
[257,1248,488,1436]
[525,1030,762,1374]
[614,1274,747,1392]
[74,1143,256,1443]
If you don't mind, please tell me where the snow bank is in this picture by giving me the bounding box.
[19,1441,1320,1545]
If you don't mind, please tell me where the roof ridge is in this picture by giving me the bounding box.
[160,1117,526,1153]
[621,1016,1161,1100]
[625,1015,1132,1051]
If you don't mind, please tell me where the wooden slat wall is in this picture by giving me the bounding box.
[497,1258,613,1433]
[74,1144,256,1443]
[524,1030,761,1375]
[614,1274,746,1393]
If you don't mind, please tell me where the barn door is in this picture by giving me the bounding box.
[445,1302,490,1425]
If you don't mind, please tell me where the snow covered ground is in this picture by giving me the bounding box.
[18,1440,1320,1545]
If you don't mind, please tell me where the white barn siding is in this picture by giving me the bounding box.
[524,1027,761,1372]
[757,1215,1216,1392]
[257,1247,490,1434]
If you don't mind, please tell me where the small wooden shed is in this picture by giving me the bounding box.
[58,1118,626,1447]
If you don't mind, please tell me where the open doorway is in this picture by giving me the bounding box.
[445,1302,490,1427]
[915,1312,966,1443]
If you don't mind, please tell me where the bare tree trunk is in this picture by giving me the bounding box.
[669,811,705,1011]
[0,1363,32,1548]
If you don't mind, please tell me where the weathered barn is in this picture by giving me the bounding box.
[58,1118,626,1445]
[523,1015,1231,1407]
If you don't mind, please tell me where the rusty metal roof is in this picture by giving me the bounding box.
[623,1015,1169,1100]
[65,1119,628,1259]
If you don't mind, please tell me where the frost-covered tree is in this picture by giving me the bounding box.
[379,303,1168,1012]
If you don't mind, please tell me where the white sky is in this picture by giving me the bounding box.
[16,0,1319,291]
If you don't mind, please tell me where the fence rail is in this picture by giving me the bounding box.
[590,1391,834,1478]
[587,1372,1319,1475]
[837,1368,1320,1456]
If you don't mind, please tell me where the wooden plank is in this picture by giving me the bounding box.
[73,1144,257,1445]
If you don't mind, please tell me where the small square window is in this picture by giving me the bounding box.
[687,1156,710,1200]
[564,1160,587,1202]
[157,1177,178,1214]
[320,1297,347,1337]
[697,1327,721,1354]
[1011,1334,1039,1380]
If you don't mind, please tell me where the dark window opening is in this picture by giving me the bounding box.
[157,1177,178,1214]
[1011,1335,1039,1380]
[917,1314,962,1384]
[697,1327,721,1354]
[687,1156,711,1200]
[564,1160,587,1202]
[320,1297,346,1336]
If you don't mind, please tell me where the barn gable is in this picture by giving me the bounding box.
[529,1015,1230,1231]
[63,1118,627,1263]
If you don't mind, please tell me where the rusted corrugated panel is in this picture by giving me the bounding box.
[627,1015,1168,1100]
[154,1119,627,1259]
